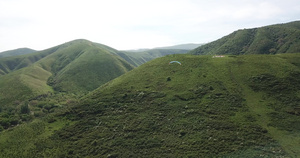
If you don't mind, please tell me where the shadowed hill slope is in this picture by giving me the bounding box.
[190,21,300,55]
[3,53,299,157]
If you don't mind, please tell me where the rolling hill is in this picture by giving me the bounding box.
[39,39,134,93]
[0,39,197,109]
[0,48,55,75]
[1,53,299,157]
[0,48,36,58]
[0,39,191,106]
[190,21,300,55]
[0,39,134,107]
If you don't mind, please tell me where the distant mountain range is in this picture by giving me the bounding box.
[124,43,204,52]
[118,49,189,67]
[155,43,204,50]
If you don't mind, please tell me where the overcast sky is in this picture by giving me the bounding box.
[0,0,299,52]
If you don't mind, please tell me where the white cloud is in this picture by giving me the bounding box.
[0,0,300,52]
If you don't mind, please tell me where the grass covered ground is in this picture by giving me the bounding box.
[0,53,299,157]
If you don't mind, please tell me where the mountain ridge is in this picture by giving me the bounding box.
[190,21,300,55]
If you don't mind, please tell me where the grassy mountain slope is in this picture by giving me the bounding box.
[0,48,36,58]
[0,43,187,75]
[0,64,53,106]
[43,39,134,93]
[1,53,299,157]
[118,49,189,67]
[0,47,59,75]
[0,39,134,106]
[0,46,63,104]
[190,21,300,55]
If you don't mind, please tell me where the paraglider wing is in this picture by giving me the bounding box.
[169,61,181,65]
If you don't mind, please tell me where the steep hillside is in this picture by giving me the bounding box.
[0,64,53,102]
[40,39,134,93]
[0,48,36,58]
[190,21,300,55]
[1,53,299,157]
[118,49,189,67]
[0,39,134,106]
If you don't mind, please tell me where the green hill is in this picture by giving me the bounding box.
[1,53,299,157]
[0,48,57,75]
[40,39,134,93]
[0,48,36,58]
[0,39,189,108]
[0,46,63,104]
[0,44,188,75]
[190,21,300,55]
[0,64,53,105]
[0,39,134,106]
